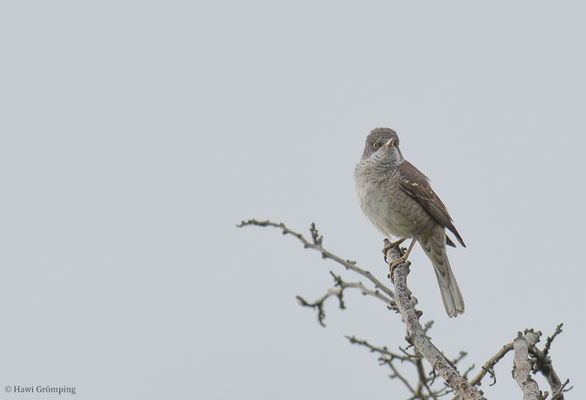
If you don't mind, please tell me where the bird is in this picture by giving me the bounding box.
[354,127,466,317]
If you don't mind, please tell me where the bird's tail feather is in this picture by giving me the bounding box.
[419,229,465,317]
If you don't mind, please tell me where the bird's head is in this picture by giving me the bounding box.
[361,127,404,165]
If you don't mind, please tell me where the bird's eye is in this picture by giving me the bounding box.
[373,142,380,149]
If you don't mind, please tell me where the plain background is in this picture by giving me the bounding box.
[1,1,584,399]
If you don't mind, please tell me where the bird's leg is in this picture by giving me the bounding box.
[382,237,407,263]
[389,238,417,282]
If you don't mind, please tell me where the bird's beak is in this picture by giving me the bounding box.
[385,138,394,147]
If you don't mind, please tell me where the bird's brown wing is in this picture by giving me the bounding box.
[398,161,466,247]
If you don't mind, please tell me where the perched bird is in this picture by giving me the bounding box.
[354,127,466,317]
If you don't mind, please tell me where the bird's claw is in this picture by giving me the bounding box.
[382,242,392,263]
[382,238,407,263]
[389,254,408,282]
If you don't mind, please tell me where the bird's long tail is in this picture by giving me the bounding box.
[418,227,465,317]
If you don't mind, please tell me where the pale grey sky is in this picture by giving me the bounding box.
[0,1,584,399]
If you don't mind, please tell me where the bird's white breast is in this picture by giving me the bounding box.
[354,165,410,238]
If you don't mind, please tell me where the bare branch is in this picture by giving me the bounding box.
[297,271,395,326]
[462,364,476,380]
[385,239,485,400]
[549,379,571,400]
[296,290,340,327]
[237,219,395,300]
[346,336,423,397]
[529,332,570,400]
[386,358,418,396]
[423,320,434,334]
[345,335,413,362]
[415,356,439,400]
[469,343,514,387]
[452,351,468,366]
[543,323,563,358]
[513,331,543,400]
[333,278,395,309]
[240,218,570,400]
[464,327,569,400]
